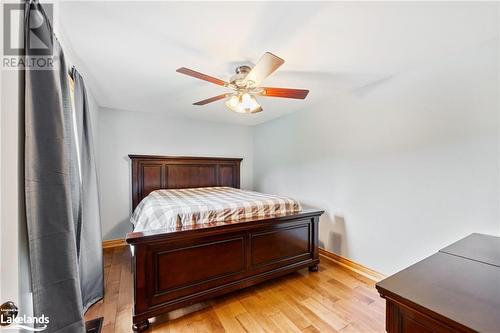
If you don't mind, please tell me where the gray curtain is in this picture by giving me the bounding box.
[24,1,84,332]
[71,67,104,311]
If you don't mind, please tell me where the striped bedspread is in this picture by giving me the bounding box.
[131,187,302,232]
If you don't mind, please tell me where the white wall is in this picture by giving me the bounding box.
[253,41,499,275]
[98,108,254,240]
[56,1,500,277]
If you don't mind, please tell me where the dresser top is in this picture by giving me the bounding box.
[376,233,500,333]
[440,233,500,268]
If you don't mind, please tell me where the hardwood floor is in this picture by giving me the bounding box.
[85,247,386,333]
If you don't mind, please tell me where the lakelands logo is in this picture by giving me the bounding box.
[0,301,49,331]
[2,2,55,70]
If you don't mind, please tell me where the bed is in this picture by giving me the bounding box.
[125,155,324,332]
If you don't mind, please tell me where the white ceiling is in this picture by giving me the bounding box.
[58,1,498,126]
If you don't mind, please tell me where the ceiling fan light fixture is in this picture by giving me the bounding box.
[225,93,261,114]
[225,94,240,109]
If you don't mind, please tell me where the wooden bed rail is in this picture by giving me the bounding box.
[126,209,323,245]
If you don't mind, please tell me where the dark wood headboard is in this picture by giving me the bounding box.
[129,155,242,209]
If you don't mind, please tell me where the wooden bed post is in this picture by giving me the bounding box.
[309,215,320,272]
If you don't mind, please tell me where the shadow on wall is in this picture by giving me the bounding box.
[330,215,347,255]
[104,218,133,240]
[317,211,348,256]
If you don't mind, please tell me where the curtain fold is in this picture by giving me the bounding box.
[71,67,104,311]
[24,0,85,331]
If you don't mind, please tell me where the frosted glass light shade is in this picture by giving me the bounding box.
[225,93,261,113]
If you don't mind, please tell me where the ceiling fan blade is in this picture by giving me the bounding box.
[260,87,309,99]
[244,52,284,87]
[176,67,228,87]
[193,94,228,106]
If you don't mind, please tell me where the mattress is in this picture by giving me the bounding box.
[131,187,302,232]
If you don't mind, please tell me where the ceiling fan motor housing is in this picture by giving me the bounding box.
[231,65,254,88]
[235,65,252,74]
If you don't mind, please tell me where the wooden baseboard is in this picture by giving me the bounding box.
[102,238,127,249]
[319,248,386,282]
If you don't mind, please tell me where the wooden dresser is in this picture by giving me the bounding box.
[376,233,500,333]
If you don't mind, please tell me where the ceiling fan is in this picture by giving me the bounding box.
[176,52,309,114]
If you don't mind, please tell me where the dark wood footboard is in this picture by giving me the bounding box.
[126,209,323,331]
